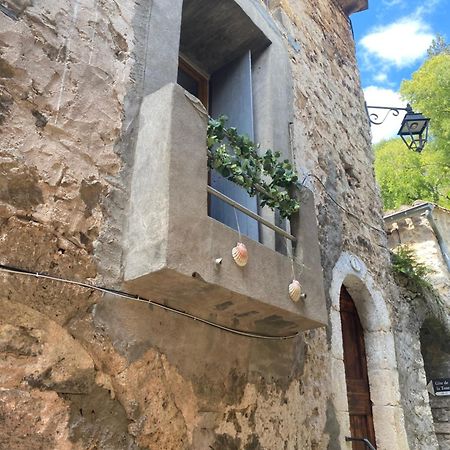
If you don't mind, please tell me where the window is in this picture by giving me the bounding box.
[177,57,208,108]
[177,0,271,243]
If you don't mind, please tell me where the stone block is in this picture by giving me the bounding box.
[435,422,450,434]
[432,406,449,422]
[372,405,409,450]
[329,309,344,360]
[330,357,348,412]
[368,368,401,407]
[365,331,398,370]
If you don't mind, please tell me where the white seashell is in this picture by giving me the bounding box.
[232,242,248,267]
[289,280,302,303]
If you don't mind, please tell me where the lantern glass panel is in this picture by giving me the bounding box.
[398,113,429,136]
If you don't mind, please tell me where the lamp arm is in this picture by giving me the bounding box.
[365,103,411,126]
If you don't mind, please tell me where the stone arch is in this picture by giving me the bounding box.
[329,252,409,449]
[420,317,450,448]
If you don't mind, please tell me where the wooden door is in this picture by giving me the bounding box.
[209,52,259,242]
[340,286,377,450]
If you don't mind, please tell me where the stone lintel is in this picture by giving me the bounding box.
[337,0,369,15]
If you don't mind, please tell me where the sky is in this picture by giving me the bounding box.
[351,0,449,144]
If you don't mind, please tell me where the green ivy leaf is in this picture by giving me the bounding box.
[207,116,300,218]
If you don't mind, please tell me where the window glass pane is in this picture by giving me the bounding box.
[177,67,199,98]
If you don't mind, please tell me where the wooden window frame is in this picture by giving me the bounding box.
[178,57,209,109]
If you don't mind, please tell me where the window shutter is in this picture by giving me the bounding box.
[209,51,259,241]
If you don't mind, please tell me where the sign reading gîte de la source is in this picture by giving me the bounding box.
[427,378,450,397]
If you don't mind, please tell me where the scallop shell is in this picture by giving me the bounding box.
[289,280,302,303]
[232,242,248,267]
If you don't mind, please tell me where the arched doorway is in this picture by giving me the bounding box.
[329,252,409,449]
[340,286,376,449]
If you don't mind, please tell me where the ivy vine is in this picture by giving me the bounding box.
[207,116,300,218]
[391,245,433,287]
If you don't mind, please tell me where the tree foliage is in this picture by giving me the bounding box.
[401,52,450,149]
[427,34,450,57]
[374,138,450,210]
[374,42,450,210]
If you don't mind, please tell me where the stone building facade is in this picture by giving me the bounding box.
[386,204,450,449]
[0,0,441,449]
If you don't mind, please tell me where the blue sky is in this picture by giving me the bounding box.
[351,0,449,143]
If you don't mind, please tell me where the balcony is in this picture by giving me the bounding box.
[123,83,327,336]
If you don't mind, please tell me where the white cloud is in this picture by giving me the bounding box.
[373,72,389,83]
[413,0,442,18]
[360,18,434,68]
[364,86,407,144]
[382,0,405,7]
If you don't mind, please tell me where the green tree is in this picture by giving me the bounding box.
[427,34,450,57]
[374,43,450,210]
[401,52,450,149]
[374,139,450,210]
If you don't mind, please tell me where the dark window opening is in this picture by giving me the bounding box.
[177,57,209,108]
[177,0,274,244]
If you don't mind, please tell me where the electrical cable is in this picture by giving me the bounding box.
[300,173,386,234]
[0,263,300,341]
[0,173,386,340]
[209,118,383,235]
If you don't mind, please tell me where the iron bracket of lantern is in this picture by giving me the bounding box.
[365,103,431,152]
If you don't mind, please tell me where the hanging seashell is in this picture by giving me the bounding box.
[289,280,302,303]
[232,242,248,267]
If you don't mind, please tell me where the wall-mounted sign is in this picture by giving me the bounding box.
[350,256,361,272]
[427,378,450,396]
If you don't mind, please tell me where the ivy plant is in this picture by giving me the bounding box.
[391,245,433,287]
[207,116,300,218]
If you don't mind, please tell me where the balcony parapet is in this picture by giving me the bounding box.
[123,83,327,336]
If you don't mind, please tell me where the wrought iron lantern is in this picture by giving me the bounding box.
[397,104,430,152]
[365,103,430,152]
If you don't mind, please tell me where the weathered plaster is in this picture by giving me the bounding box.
[387,207,450,308]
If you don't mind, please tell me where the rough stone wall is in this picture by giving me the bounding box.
[387,208,450,307]
[272,2,412,449]
[392,281,445,449]
[275,0,390,272]
[421,319,450,450]
[0,0,405,449]
[0,0,137,447]
[387,210,450,449]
